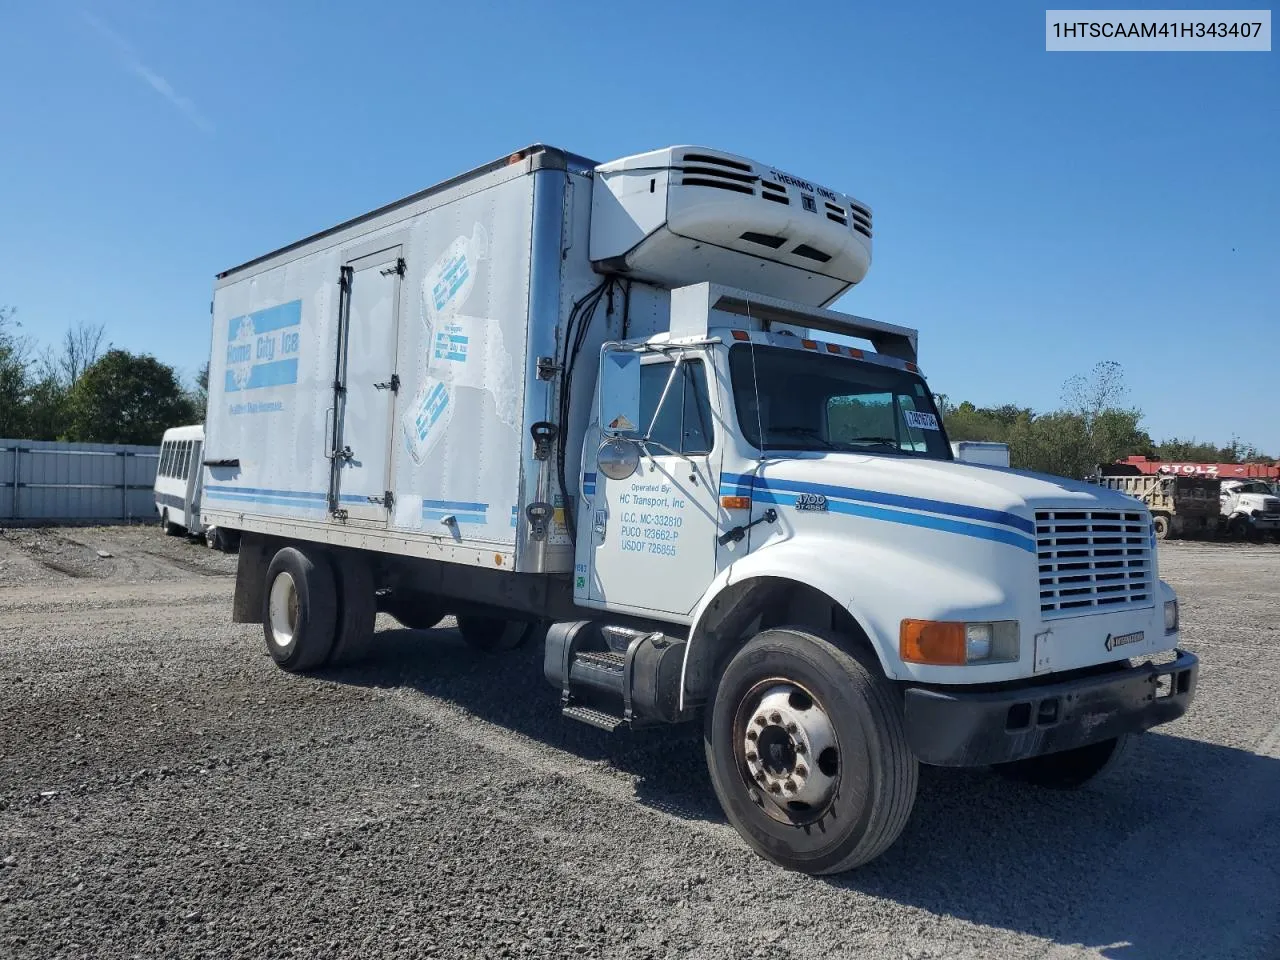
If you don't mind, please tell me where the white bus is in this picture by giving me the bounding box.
[154,424,205,538]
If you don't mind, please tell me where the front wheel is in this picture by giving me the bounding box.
[704,628,918,874]
[1151,514,1170,541]
[993,735,1131,788]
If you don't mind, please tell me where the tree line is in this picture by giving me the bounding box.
[939,361,1273,478]
[0,307,207,446]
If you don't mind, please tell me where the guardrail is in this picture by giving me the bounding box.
[0,439,159,524]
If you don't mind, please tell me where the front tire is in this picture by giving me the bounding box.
[993,735,1131,789]
[161,509,180,537]
[262,546,338,672]
[1151,514,1170,540]
[704,628,918,874]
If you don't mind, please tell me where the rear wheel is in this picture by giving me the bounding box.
[381,593,447,631]
[262,546,337,672]
[704,627,918,874]
[327,552,377,667]
[456,615,535,652]
[994,735,1131,788]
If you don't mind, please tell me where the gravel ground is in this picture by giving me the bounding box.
[1,529,1277,960]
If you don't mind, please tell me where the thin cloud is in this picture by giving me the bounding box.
[81,10,213,135]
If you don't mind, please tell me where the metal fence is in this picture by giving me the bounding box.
[0,439,160,524]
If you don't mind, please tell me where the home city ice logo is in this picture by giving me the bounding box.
[224,300,302,393]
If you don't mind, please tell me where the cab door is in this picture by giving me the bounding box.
[587,353,721,619]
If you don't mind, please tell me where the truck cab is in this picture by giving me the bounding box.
[1220,479,1280,539]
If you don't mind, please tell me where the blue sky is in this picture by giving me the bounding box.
[1,1,1275,453]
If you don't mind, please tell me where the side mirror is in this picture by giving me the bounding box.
[596,436,641,481]
[599,349,641,436]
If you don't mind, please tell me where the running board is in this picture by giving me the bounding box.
[561,704,625,732]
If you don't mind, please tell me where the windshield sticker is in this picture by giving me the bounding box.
[904,410,939,432]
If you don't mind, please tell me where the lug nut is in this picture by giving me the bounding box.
[769,712,782,724]
[795,765,808,778]
[745,750,758,762]
[746,729,758,742]
[754,715,767,727]
[755,770,767,782]
[794,742,806,754]
[785,722,798,734]
[784,779,797,793]
[768,782,782,793]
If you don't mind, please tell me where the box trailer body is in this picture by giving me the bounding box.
[949,441,1010,467]
[203,144,1196,875]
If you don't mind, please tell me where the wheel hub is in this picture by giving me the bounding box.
[268,572,298,649]
[741,683,838,817]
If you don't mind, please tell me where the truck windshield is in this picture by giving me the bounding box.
[728,343,951,458]
[1234,481,1271,494]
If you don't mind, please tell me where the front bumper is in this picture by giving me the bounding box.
[1249,515,1280,530]
[902,650,1199,767]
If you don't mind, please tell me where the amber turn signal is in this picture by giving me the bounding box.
[720,495,751,510]
[900,620,967,665]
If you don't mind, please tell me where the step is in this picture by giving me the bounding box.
[562,704,625,732]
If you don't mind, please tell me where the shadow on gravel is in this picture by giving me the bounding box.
[324,626,726,824]
[328,626,1280,959]
[831,733,1280,959]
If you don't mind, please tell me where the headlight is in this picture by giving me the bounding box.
[1164,599,1179,633]
[901,620,1019,665]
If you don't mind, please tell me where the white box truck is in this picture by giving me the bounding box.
[203,145,1197,874]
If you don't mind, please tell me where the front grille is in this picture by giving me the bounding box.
[1036,509,1154,617]
[1263,497,1280,514]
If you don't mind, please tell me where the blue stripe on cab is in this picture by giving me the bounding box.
[753,489,1035,553]
[720,472,1034,535]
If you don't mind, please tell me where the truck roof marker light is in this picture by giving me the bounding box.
[731,330,750,341]
[905,361,919,373]
[801,339,817,350]
[825,343,842,354]
[847,347,864,359]
[900,620,967,665]
[721,495,751,510]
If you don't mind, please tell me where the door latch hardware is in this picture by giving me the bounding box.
[527,502,553,541]
[380,258,406,277]
[330,446,353,463]
[366,490,394,508]
[718,508,778,546]
[530,422,558,461]
[536,356,560,381]
[373,374,400,392]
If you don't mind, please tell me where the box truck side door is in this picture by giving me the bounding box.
[330,246,404,523]
[588,353,721,618]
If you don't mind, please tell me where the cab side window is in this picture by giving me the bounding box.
[638,359,714,456]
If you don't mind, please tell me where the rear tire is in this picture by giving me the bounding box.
[993,735,1131,789]
[704,627,918,874]
[381,593,447,631]
[327,552,377,667]
[161,509,180,537]
[456,615,533,652]
[262,546,338,672]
